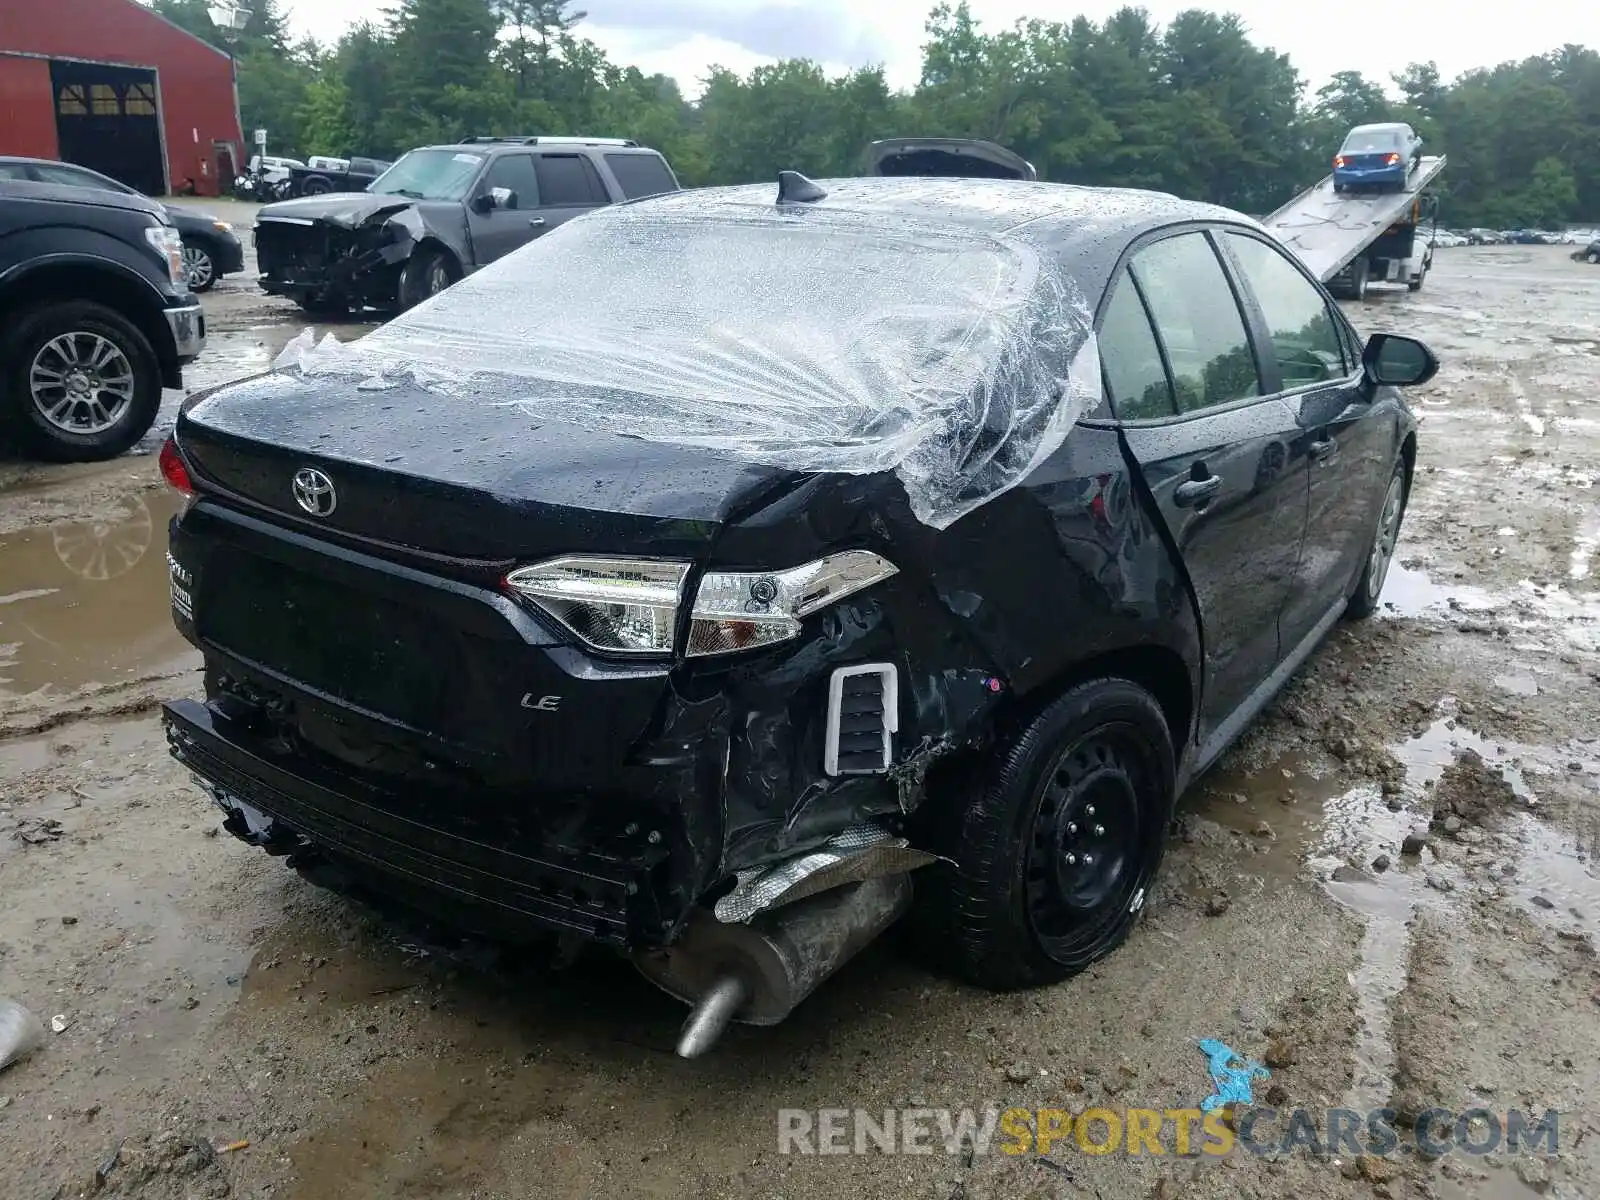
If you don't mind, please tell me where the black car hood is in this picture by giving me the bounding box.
[176,371,813,560]
[254,192,413,229]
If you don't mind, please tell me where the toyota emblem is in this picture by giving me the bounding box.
[292,467,337,517]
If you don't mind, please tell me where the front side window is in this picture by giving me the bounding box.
[480,155,540,209]
[1099,271,1175,420]
[1224,233,1348,386]
[1130,233,1261,413]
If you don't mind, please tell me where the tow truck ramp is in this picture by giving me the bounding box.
[1263,155,1447,294]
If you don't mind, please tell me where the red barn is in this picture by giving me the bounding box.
[0,0,244,196]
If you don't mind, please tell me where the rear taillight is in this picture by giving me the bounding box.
[1333,155,1346,168]
[1385,152,1401,165]
[159,437,194,497]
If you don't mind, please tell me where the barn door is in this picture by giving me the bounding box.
[50,60,165,195]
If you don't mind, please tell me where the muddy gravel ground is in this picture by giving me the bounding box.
[1,244,1597,1200]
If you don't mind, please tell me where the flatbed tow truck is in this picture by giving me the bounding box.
[1263,154,1447,300]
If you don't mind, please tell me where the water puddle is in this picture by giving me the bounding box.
[1377,563,1600,653]
[1378,563,1498,618]
[1196,714,1599,1112]
[1504,811,1599,928]
[1493,672,1539,696]
[0,487,194,699]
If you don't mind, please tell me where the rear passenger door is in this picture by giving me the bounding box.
[1104,229,1310,748]
[1218,230,1394,649]
[531,152,612,236]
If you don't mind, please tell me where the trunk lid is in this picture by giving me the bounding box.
[865,138,1038,181]
[175,371,809,562]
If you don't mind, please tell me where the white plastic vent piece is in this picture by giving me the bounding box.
[824,663,899,777]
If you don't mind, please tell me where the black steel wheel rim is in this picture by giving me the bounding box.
[1024,727,1154,959]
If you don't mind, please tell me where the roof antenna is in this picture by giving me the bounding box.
[776,170,828,204]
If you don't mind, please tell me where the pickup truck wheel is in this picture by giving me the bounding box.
[2,301,162,462]
[181,241,216,292]
[911,679,1174,990]
[300,175,333,195]
[1347,462,1407,619]
[1349,257,1370,301]
[398,248,459,310]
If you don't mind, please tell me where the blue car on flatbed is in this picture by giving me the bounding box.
[1333,123,1424,193]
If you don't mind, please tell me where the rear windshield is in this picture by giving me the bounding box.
[277,197,1097,529]
[369,150,483,200]
[1342,129,1401,153]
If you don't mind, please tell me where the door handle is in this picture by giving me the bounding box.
[527,216,546,228]
[1174,474,1222,508]
[1308,437,1337,463]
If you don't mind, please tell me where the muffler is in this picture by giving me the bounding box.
[634,873,913,1058]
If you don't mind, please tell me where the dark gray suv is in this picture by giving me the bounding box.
[252,136,680,314]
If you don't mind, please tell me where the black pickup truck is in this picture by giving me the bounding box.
[288,156,394,197]
[0,178,205,461]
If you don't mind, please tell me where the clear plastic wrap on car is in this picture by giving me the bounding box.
[269,186,1101,528]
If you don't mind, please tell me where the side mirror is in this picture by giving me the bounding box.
[472,188,515,213]
[1363,333,1439,388]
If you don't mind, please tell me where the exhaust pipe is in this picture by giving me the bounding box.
[635,874,913,1058]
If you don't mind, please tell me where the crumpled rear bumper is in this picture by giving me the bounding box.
[164,697,679,947]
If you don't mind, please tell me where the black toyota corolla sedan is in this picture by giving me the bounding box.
[158,173,1436,1055]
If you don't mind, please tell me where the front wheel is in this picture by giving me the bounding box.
[911,679,1176,990]
[1347,462,1407,619]
[1,301,163,462]
[1588,251,1599,265]
[397,248,459,310]
[181,241,216,292]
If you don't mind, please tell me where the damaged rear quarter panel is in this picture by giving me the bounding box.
[665,426,1197,878]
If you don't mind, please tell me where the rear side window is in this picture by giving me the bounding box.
[535,154,607,205]
[1224,233,1348,385]
[1099,272,1175,419]
[604,153,677,200]
[1130,233,1261,413]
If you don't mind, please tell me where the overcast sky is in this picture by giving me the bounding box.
[279,0,1595,99]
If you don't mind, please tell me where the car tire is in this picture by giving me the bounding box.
[397,247,459,310]
[1333,182,1344,194]
[181,240,217,292]
[911,678,1175,991]
[1349,257,1369,301]
[1588,251,1599,265]
[1347,461,1407,619]
[300,175,333,196]
[1,300,162,463]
